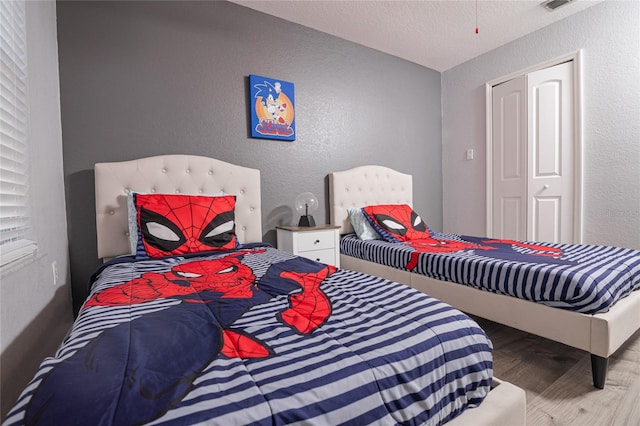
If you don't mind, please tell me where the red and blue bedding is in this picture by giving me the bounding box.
[340,233,640,314]
[5,246,492,425]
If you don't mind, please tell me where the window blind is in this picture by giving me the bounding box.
[0,0,36,267]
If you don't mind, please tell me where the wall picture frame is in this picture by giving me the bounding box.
[249,74,295,141]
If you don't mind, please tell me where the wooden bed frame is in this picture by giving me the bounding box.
[329,164,640,389]
[94,155,526,425]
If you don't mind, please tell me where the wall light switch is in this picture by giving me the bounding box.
[466,149,474,160]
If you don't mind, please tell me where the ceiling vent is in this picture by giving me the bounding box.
[541,0,575,11]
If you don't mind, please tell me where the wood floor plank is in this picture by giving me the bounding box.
[612,375,640,425]
[472,317,640,425]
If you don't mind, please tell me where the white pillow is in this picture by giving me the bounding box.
[127,191,137,255]
[347,207,381,240]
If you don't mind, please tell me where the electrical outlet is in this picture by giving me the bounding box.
[466,149,474,160]
[52,261,58,286]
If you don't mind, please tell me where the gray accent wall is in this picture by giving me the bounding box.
[442,1,640,249]
[56,1,442,311]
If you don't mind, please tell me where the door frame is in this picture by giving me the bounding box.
[485,50,584,243]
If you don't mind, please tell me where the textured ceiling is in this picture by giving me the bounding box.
[230,0,603,71]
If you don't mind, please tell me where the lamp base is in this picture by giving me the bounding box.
[298,215,316,227]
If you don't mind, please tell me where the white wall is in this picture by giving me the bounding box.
[442,1,640,249]
[0,1,72,417]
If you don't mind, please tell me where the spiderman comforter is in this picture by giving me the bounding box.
[340,233,640,314]
[5,246,492,426]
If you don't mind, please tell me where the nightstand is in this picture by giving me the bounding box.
[276,225,340,268]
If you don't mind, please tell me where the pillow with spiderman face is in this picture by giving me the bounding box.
[361,204,433,242]
[133,193,238,258]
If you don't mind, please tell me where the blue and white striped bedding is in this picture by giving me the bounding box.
[4,246,492,426]
[340,233,640,314]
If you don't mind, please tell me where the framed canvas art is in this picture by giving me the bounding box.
[249,74,295,141]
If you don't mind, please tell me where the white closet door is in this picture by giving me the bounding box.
[491,75,527,240]
[527,61,574,243]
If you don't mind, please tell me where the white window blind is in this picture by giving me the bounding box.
[0,0,36,267]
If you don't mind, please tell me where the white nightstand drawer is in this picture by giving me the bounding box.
[276,225,341,268]
[298,248,336,265]
[296,230,335,252]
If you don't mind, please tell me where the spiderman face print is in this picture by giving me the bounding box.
[136,193,237,257]
[362,204,432,242]
[171,254,257,298]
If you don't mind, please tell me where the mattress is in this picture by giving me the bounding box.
[340,233,640,314]
[5,246,492,426]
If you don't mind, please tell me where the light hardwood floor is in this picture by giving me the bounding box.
[472,317,640,425]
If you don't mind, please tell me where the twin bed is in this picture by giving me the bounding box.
[329,165,640,390]
[7,155,638,425]
[4,155,525,426]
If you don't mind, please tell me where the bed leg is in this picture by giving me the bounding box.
[590,354,608,389]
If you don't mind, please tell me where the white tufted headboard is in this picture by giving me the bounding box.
[329,165,413,235]
[95,155,262,260]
